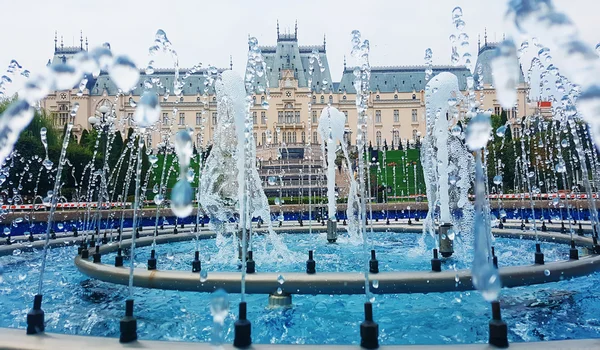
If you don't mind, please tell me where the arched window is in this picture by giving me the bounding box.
[287,131,292,144]
[376,95,380,100]
[274,130,278,144]
[292,132,297,143]
[412,94,416,100]
[197,134,202,147]
[343,95,347,100]
[253,133,257,146]
[282,132,287,144]
[252,96,256,104]
[313,131,318,144]
[261,95,265,103]
[212,96,216,101]
[301,131,306,143]
[196,96,201,102]
[328,95,333,103]
[320,95,324,103]
[412,129,418,141]
[394,94,398,100]
[376,131,382,148]
[393,130,400,147]
[180,97,184,102]
[262,132,266,146]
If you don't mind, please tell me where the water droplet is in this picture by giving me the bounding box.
[276,287,283,295]
[451,125,462,137]
[555,161,567,173]
[493,175,503,185]
[544,269,551,276]
[109,55,139,92]
[267,176,277,186]
[561,139,568,148]
[465,112,492,150]
[277,274,285,284]
[261,100,269,109]
[154,193,164,205]
[496,125,507,137]
[170,179,193,218]
[57,223,64,230]
[200,269,208,282]
[372,280,379,289]
[129,97,137,108]
[210,289,229,325]
[134,91,161,128]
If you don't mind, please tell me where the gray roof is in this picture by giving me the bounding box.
[89,68,224,96]
[337,65,471,93]
[251,34,333,93]
[473,42,525,86]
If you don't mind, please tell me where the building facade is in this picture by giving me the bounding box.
[40,28,534,151]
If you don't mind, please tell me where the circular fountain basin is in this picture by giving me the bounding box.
[1,228,600,346]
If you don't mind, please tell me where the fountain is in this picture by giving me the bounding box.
[2,3,600,349]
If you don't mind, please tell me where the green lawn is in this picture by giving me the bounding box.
[370,149,425,199]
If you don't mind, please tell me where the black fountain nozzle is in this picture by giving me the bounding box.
[78,240,87,255]
[279,220,283,227]
[299,218,304,227]
[135,228,140,238]
[561,221,567,233]
[50,229,56,240]
[116,227,121,240]
[491,246,498,269]
[360,302,379,349]
[81,242,90,259]
[28,232,34,242]
[407,217,412,225]
[570,240,579,260]
[119,299,137,343]
[415,216,420,222]
[321,219,325,226]
[489,301,509,348]
[525,217,529,224]
[5,236,11,245]
[26,294,44,335]
[102,232,108,245]
[201,219,205,228]
[147,249,157,270]
[72,226,78,237]
[115,247,124,267]
[90,235,96,248]
[593,236,600,254]
[431,248,441,272]
[534,243,545,265]
[194,224,198,233]
[343,219,347,225]
[173,226,178,235]
[138,225,143,232]
[520,221,526,231]
[306,250,316,274]
[92,245,101,263]
[246,251,256,274]
[394,215,398,222]
[577,222,584,236]
[386,218,390,225]
[369,250,379,274]
[375,217,379,222]
[95,226,100,236]
[541,220,547,232]
[192,251,201,273]
[502,217,507,223]
[233,301,252,349]
[180,222,184,229]
[160,223,164,230]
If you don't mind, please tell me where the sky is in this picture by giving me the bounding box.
[1,0,598,88]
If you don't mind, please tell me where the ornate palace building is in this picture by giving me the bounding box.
[40,27,534,151]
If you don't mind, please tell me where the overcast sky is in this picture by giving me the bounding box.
[1,0,598,87]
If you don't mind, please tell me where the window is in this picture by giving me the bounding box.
[253,133,257,146]
[196,112,201,125]
[343,111,348,123]
[413,129,418,141]
[283,131,288,144]
[163,113,169,124]
[411,109,418,123]
[412,94,416,100]
[274,130,278,144]
[180,97,184,102]
[179,113,185,125]
[328,95,333,104]
[253,111,257,125]
[313,131,318,144]
[262,132,266,145]
[147,133,152,147]
[393,130,400,147]
[261,96,265,103]
[278,111,283,123]
[376,131,382,147]
[376,95,380,101]
[253,96,256,104]
[285,111,293,124]
[394,94,398,100]
[127,113,134,126]
[212,112,217,125]
[393,110,399,123]
[196,134,202,147]
[495,107,501,115]
[320,95,324,103]
[261,111,266,124]
[196,96,201,102]
[301,131,306,143]
[511,107,517,119]
[312,110,317,123]
[375,110,381,124]
[292,132,297,143]
[343,95,347,100]
[294,111,300,123]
